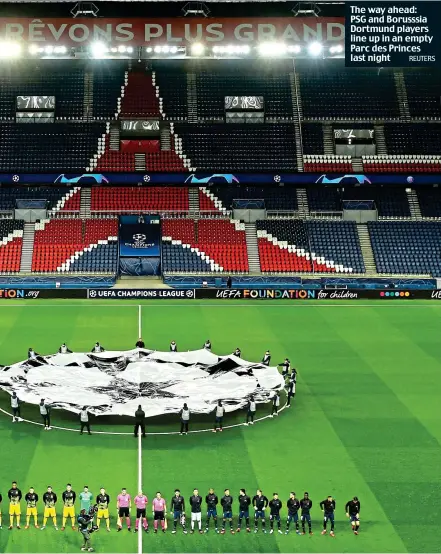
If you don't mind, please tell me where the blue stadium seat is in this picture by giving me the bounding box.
[368,221,441,276]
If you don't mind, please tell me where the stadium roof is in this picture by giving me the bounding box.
[0,1,344,18]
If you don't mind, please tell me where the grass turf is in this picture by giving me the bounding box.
[0,299,439,553]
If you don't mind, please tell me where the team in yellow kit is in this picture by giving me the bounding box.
[1,482,81,531]
[8,481,22,529]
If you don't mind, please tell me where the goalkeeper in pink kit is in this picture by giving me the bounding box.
[134,492,148,533]
[152,492,167,533]
[116,488,131,532]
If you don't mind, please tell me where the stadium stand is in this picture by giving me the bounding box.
[368,221,441,276]
[306,187,341,213]
[0,122,105,172]
[176,124,297,171]
[162,218,248,272]
[0,62,84,119]
[302,123,325,154]
[415,187,441,218]
[162,241,214,273]
[193,60,293,120]
[403,70,441,119]
[0,219,24,273]
[362,155,441,173]
[256,219,361,273]
[1,56,441,278]
[68,241,118,273]
[92,63,127,119]
[152,65,187,120]
[341,187,411,219]
[384,124,441,155]
[31,219,118,273]
[297,61,399,120]
[120,71,160,117]
[306,220,365,273]
[206,186,298,211]
[90,187,189,213]
[0,188,80,213]
[303,155,352,173]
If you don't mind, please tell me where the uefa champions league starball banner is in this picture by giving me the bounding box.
[0,172,439,186]
[0,348,285,417]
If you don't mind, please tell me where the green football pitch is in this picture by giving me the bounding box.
[0,299,440,554]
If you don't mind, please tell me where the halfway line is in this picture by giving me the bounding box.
[138,303,143,554]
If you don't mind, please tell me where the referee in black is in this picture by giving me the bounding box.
[134,405,146,438]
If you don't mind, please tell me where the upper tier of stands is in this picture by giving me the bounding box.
[384,124,441,155]
[0,122,105,172]
[191,60,293,120]
[296,60,399,120]
[404,70,441,119]
[176,123,297,171]
[0,60,439,173]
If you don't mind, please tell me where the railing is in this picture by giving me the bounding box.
[266,210,299,218]
[49,209,229,219]
[308,211,343,219]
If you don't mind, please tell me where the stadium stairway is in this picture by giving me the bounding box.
[19,223,36,273]
[406,189,422,220]
[296,189,310,217]
[244,223,261,274]
[188,188,199,215]
[80,188,92,218]
[356,224,377,275]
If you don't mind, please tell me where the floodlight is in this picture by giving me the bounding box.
[191,43,205,56]
[91,41,107,58]
[308,41,323,56]
[0,42,21,58]
[258,42,287,57]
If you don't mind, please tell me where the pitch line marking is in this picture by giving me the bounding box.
[0,404,288,436]
[138,304,143,554]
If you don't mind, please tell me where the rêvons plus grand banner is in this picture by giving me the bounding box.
[0,18,344,47]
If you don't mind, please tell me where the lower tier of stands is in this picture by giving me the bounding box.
[0,220,24,273]
[368,221,441,276]
[162,218,249,273]
[32,219,118,273]
[3,215,441,277]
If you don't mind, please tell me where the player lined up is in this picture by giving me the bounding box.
[0,484,361,536]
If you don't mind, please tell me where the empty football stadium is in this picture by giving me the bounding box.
[0,1,440,554]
